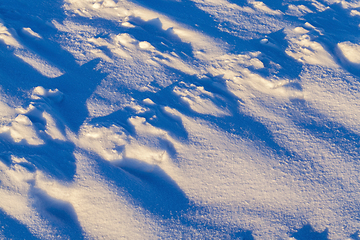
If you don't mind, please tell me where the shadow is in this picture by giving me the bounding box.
[290,99,360,164]
[0,0,110,131]
[291,224,329,240]
[0,8,106,134]
[227,0,247,7]
[128,0,360,84]
[2,0,358,239]
[0,0,66,31]
[0,49,106,134]
[0,41,49,94]
[257,0,287,11]
[0,138,77,182]
[30,185,84,240]
[88,59,309,173]
[231,230,255,240]
[46,58,108,132]
[0,58,102,182]
[351,230,360,240]
[116,158,190,217]
[251,29,303,79]
[89,81,190,141]
[0,0,67,66]
[0,209,40,240]
[88,150,255,238]
[143,93,190,141]
[15,28,80,74]
[93,151,190,219]
[70,14,195,61]
[145,67,304,162]
[89,107,137,136]
[302,3,360,78]
[129,0,303,80]
[128,16,194,58]
[130,0,254,53]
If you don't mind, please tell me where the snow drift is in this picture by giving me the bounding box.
[0,0,360,239]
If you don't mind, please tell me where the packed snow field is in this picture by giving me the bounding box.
[0,0,360,239]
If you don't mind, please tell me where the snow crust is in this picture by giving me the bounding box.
[0,0,360,239]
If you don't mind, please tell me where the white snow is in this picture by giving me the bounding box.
[337,41,360,65]
[249,1,283,15]
[286,4,313,17]
[173,82,230,116]
[0,23,21,48]
[285,27,338,67]
[15,50,64,78]
[0,114,44,145]
[21,28,42,39]
[0,0,360,239]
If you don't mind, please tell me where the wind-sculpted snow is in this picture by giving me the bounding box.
[0,0,360,239]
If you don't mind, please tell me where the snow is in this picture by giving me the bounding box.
[21,28,42,39]
[0,0,360,239]
[337,41,360,65]
[285,27,338,67]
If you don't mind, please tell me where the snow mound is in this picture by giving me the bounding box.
[337,41,360,65]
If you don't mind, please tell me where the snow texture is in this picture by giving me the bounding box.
[0,0,360,239]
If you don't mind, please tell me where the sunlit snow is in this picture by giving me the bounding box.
[0,0,360,239]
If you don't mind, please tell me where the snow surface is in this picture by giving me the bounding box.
[0,0,360,239]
